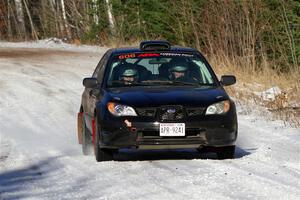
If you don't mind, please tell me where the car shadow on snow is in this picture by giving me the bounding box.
[0,155,100,200]
[0,159,52,199]
[113,146,252,161]
[0,156,90,200]
[235,146,253,158]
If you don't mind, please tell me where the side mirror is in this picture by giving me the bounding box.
[83,77,98,88]
[220,75,236,86]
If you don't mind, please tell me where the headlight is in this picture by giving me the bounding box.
[205,100,230,115]
[107,102,137,116]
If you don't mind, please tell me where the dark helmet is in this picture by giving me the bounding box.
[170,65,188,73]
[120,68,139,81]
[169,62,189,80]
[122,69,137,77]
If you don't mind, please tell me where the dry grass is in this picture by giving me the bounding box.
[209,55,300,127]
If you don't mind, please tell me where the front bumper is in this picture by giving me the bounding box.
[98,113,238,150]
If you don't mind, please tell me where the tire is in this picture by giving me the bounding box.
[82,115,92,155]
[216,146,235,159]
[94,116,113,162]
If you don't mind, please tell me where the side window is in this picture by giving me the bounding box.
[97,53,110,83]
[191,60,214,84]
[97,65,106,83]
[92,64,101,78]
[92,52,108,78]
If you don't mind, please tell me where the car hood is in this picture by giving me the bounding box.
[107,86,229,107]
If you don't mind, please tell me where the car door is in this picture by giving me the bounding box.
[84,51,110,132]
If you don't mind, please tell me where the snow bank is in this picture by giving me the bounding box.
[0,38,105,52]
[259,86,282,101]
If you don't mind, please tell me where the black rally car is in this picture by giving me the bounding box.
[77,41,237,162]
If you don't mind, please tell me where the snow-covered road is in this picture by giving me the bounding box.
[0,43,299,200]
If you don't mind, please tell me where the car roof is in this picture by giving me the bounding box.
[109,45,198,55]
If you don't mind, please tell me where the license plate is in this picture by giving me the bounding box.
[159,123,185,136]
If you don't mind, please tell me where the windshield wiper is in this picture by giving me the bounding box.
[110,80,149,86]
[141,80,210,86]
[171,81,201,86]
[111,80,212,87]
[141,80,174,85]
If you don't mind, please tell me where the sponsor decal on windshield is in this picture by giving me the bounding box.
[160,53,194,57]
[118,54,136,59]
[137,53,160,57]
[118,53,160,59]
[118,52,194,59]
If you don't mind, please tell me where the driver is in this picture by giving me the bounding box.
[169,64,198,83]
[120,68,139,85]
[169,65,189,81]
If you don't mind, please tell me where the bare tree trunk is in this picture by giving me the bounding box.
[39,0,48,37]
[60,0,71,39]
[0,3,4,38]
[70,1,80,39]
[92,0,99,25]
[23,0,38,40]
[56,0,65,38]
[82,0,90,29]
[3,0,12,39]
[105,0,116,37]
[48,0,60,37]
[14,0,26,39]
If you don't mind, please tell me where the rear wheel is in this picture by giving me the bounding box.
[216,146,235,159]
[94,117,113,162]
[82,115,92,155]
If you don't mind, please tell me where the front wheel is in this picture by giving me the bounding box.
[216,146,235,159]
[94,117,113,162]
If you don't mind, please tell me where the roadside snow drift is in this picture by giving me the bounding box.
[0,41,299,200]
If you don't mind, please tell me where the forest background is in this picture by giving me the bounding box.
[1,0,299,125]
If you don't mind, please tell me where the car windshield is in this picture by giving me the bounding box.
[106,52,216,87]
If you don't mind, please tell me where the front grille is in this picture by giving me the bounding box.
[158,105,185,122]
[186,107,205,117]
[142,130,158,137]
[136,106,205,120]
[136,107,156,117]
